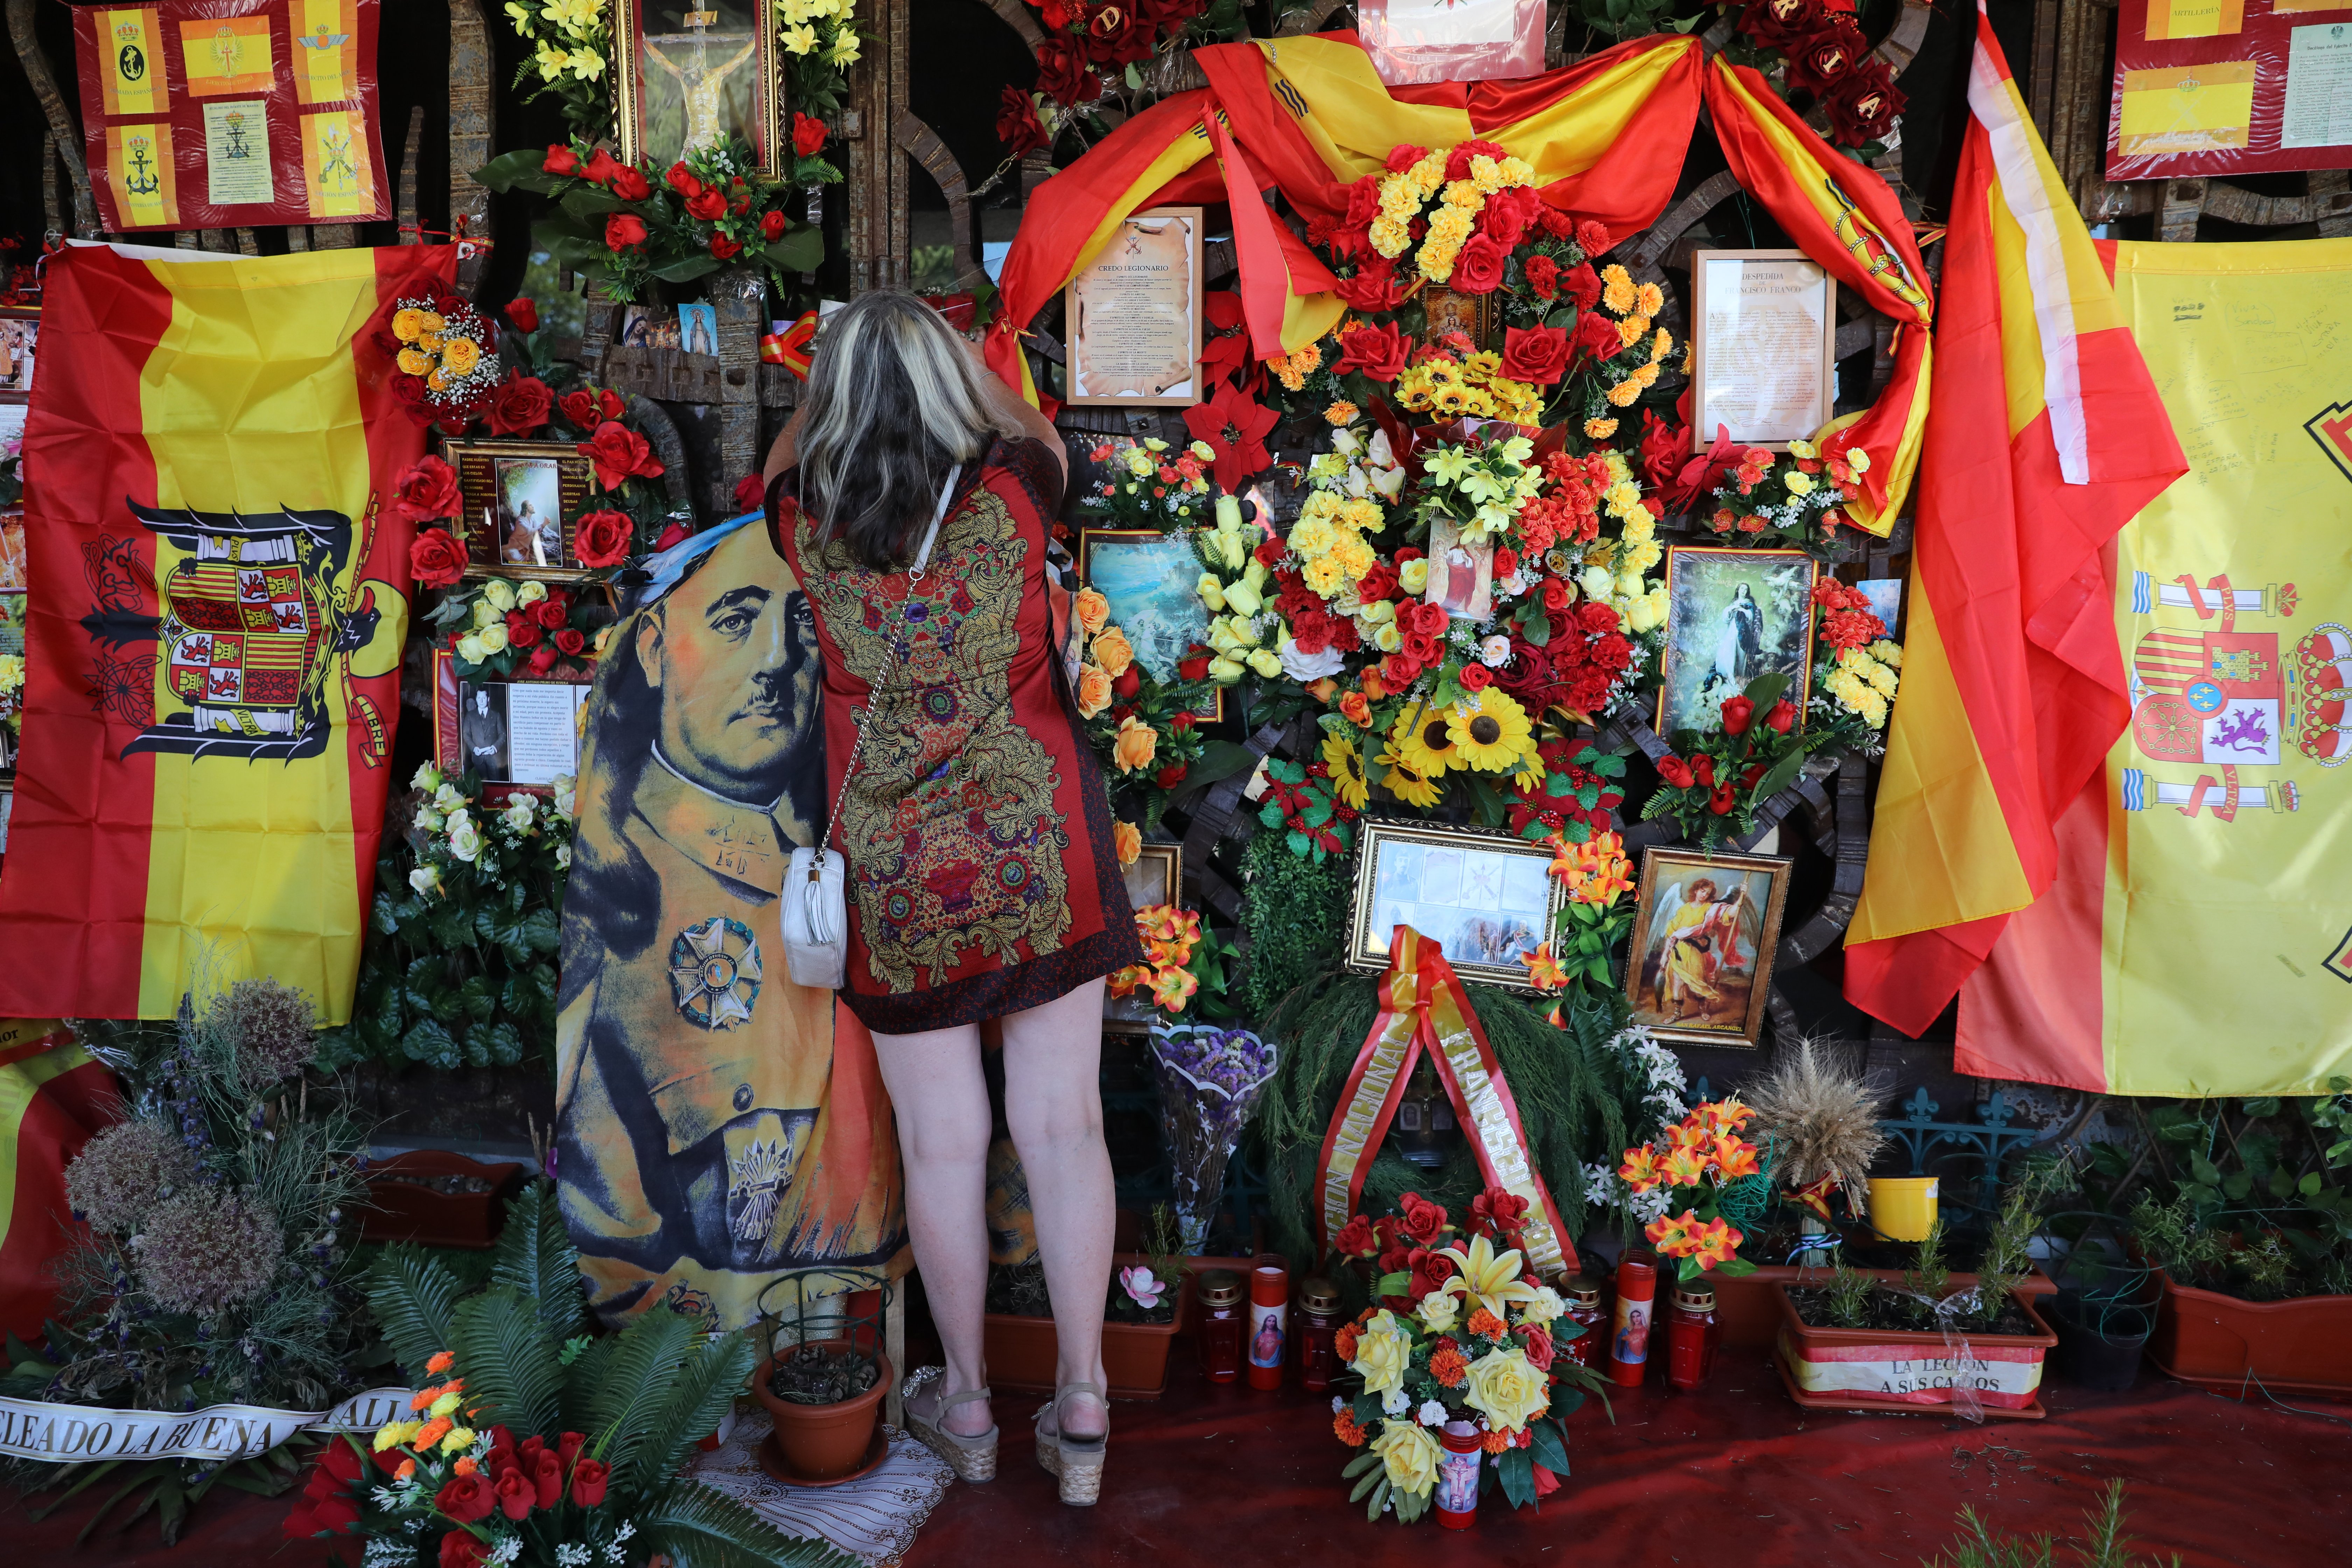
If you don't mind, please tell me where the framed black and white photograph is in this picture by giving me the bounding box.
[1655,546,1819,739]
[432,650,593,794]
[1345,819,1563,991]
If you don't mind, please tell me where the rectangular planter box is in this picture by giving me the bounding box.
[1772,1272,2059,1420]
[982,1254,1190,1400]
[2149,1268,2352,1397]
[359,1149,529,1249]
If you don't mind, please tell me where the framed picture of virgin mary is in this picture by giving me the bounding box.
[615,0,782,173]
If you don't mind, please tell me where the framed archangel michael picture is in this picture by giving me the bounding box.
[615,0,782,173]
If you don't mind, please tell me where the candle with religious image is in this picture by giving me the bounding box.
[1609,1254,1658,1387]
[1246,1257,1288,1390]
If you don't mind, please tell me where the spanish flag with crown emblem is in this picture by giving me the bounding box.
[1841,6,2188,1038]
[0,243,445,1022]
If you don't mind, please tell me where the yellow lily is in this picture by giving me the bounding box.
[1438,1231,1542,1322]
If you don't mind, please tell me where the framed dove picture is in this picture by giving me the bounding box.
[1065,207,1202,408]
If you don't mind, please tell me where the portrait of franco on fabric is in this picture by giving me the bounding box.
[555,521,908,1329]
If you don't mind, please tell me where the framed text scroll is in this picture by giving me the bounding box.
[1687,250,1838,453]
[1065,206,1203,409]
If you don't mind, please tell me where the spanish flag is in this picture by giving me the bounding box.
[0,1021,120,1340]
[1841,7,2187,1037]
[0,243,444,1022]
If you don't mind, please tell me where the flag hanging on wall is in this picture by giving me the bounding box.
[0,1021,121,1341]
[1957,236,2352,1095]
[1841,4,2188,1036]
[0,243,444,1023]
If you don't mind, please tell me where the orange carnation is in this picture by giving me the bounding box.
[1334,1409,1369,1447]
[1430,1348,1468,1387]
[1481,1429,1512,1454]
[1334,1324,1360,1362]
[1467,1309,1505,1340]
[425,1351,456,1374]
[414,1416,453,1450]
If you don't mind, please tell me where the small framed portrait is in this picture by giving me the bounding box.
[0,509,24,592]
[442,438,600,581]
[1346,819,1563,992]
[0,310,36,395]
[676,301,719,357]
[1424,515,1493,621]
[1624,846,1791,1047]
[618,303,680,350]
[1655,546,1819,739]
[1105,841,1183,1031]
[1065,207,1203,408]
[1077,528,1223,721]
[1687,250,1837,452]
[614,0,781,173]
[1854,576,1903,639]
[431,650,595,797]
[1420,285,1489,352]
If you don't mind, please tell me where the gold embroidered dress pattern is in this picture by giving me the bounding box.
[799,489,1072,992]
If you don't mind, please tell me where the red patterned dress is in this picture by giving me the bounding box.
[768,436,1142,1034]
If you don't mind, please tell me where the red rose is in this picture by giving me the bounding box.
[505,612,542,648]
[1499,324,1569,385]
[504,297,539,334]
[435,1471,497,1524]
[1177,653,1210,681]
[1522,1323,1555,1371]
[1034,35,1100,107]
[390,454,463,525]
[1541,578,1570,614]
[1379,652,1422,689]
[1459,662,1492,692]
[1576,219,1612,258]
[710,233,743,261]
[1708,782,1737,815]
[609,166,651,202]
[1559,261,1603,312]
[1410,600,1452,638]
[408,527,467,588]
[440,1531,489,1568]
[793,111,830,156]
[494,1466,534,1521]
[542,144,579,176]
[526,644,559,674]
[574,509,634,568]
[1657,755,1695,789]
[1787,20,1865,96]
[1444,139,1508,182]
[581,148,622,186]
[569,1457,610,1508]
[558,389,601,429]
[530,1449,563,1509]
[1572,310,1623,364]
[533,595,568,629]
[558,1432,587,1470]
[1113,665,1141,700]
[579,421,663,490]
[555,627,587,656]
[1450,233,1506,295]
[996,85,1050,158]
[1825,62,1904,147]
[1522,253,1560,300]
[666,162,701,196]
[1398,1191,1448,1244]
[686,187,727,221]
[1765,699,1796,733]
[1334,320,1411,382]
[1720,694,1755,735]
[1155,763,1188,789]
[760,209,787,241]
[1741,0,1824,47]
[1356,559,1398,603]
[1171,710,1196,731]
[604,213,649,252]
[487,373,553,436]
[1335,254,1405,313]
[734,473,767,513]
[1403,630,1441,666]
[1334,1215,1376,1257]
[1385,143,1427,173]
[1493,547,1518,579]
[1693,754,1717,787]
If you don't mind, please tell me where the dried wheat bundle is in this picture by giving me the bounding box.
[1744,1035,1888,1216]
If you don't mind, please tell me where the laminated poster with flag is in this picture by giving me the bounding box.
[0,243,444,1023]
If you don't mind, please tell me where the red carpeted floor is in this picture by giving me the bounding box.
[7,1349,2341,1567]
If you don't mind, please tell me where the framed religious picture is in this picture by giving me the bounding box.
[676,301,718,357]
[1420,286,1490,351]
[1687,250,1837,453]
[1065,206,1203,408]
[0,508,24,592]
[1654,546,1819,739]
[442,438,599,580]
[0,310,36,395]
[1624,846,1791,1047]
[1104,841,1182,1031]
[1076,527,1223,721]
[1345,819,1564,992]
[430,649,595,798]
[1423,515,1494,620]
[614,0,781,174]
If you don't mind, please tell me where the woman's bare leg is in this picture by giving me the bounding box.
[999,977,1113,1440]
[869,1020,995,1438]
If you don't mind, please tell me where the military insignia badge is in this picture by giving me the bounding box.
[668,915,763,1029]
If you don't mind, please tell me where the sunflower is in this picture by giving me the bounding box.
[1322,734,1370,810]
[1377,750,1442,808]
[1388,702,1459,779]
[1445,687,1534,773]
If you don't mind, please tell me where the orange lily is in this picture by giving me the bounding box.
[1657,1144,1709,1187]
[1617,1144,1664,1194]
[1150,965,1200,1013]
[1710,1134,1763,1180]
[1695,1096,1756,1133]
[1645,1211,1702,1256]
[1519,943,1569,992]
[1687,1217,1742,1269]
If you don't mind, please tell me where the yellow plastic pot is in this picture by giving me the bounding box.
[1869,1176,1940,1242]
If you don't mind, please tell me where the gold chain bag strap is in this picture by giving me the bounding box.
[780,464,961,988]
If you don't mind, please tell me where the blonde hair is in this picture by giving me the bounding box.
[796,292,1009,568]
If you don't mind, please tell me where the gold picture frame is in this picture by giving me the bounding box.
[1654,545,1820,740]
[1687,249,1838,454]
[1075,527,1224,723]
[1105,841,1183,1033]
[441,438,603,582]
[1064,206,1204,408]
[1623,845,1791,1047]
[614,0,783,173]
[1344,818,1564,993]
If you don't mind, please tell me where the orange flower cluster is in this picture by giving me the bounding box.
[1107,903,1204,1013]
[1547,829,1633,906]
[1334,1324,1360,1362]
[1481,1428,1513,1454]
[1618,1100,1759,1195]
[1430,1347,1468,1387]
[1466,1308,1506,1340]
[1334,1408,1369,1447]
[1647,1211,1740,1268]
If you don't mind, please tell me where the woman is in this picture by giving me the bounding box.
[763,292,1139,1506]
[1708,581,1765,700]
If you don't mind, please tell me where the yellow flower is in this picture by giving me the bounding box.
[415,332,443,353]
[1111,715,1157,773]
[1605,376,1643,408]
[1584,417,1618,439]
[1867,638,1904,668]
[1441,178,1483,209]
[1289,516,1336,558]
[1788,438,1819,459]
[1076,664,1113,720]
[1438,1231,1543,1322]
[1378,754,1442,810]
[1398,558,1430,595]
[1416,1289,1461,1336]
[440,1426,477,1455]
[1635,281,1665,317]
[1368,216,1412,257]
[426,366,451,393]
[1463,1346,1551,1433]
[371,1423,410,1452]
[782,21,818,52]
[1445,687,1533,774]
[1601,264,1636,314]
[1074,586,1110,635]
[827,30,861,67]
[396,348,431,377]
[1615,313,1648,349]
[1351,1309,1411,1395]
[428,1389,462,1419]
[1784,470,1815,497]
[391,307,427,342]
[1389,703,1458,780]
[1113,820,1141,867]
[1371,1421,1442,1498]
[418,312,446,334]
[1091,627,1135,679]
[440,335,482,376]
[1651,326,1673,363]
[1302,556,1345,596]
[1322,733,1370,810]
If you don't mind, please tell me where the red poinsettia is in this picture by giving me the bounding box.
[1181,380,1279,491]
[1198,290,1256,388]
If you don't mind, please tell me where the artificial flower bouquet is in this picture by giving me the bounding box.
[1077,434,1218,530]
[1069,584,1217,813]
[1694,431,1873,544]
[1517,827,1638,997]
[379,290,502,428]
[1617,1098,1771,1281]
[1325,1188,1608,1521]
[1107,901,1220,1015]
[1146,1023,1279,1251]
[422,575,606,680]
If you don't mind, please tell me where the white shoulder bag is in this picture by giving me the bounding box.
[780,465,961,989]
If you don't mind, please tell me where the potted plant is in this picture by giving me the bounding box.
[751,1271,892,1483]
[982,1207,1192,1398]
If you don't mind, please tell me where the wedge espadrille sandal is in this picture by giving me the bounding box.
[901,1366,998,1482]
[1032,1381,1108,1506]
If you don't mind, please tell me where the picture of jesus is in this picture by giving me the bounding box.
[626,0,770,170]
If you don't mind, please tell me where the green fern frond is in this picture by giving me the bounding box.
[629,1327,757,1495]
[450,1288,565,1437]
[491,1182,586,1340]
[637,1479,856,1568]
[364,1244,465,1382]
[583,1307,699,1472]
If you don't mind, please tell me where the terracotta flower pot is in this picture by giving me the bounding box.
[1772,1272,2059,1420]
[2148,1267,2352,1396]
[981,1253,1190,1399]
[754,1344,891,1482]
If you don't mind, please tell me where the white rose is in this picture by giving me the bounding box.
[434,784,466,812]
[1480,635,1512,667]
[515,580,548,606]
[1367,428,1396,468]
[456,634,486,664]
[1278,638,1347,682]
[503,799,538,834]
[470,598,499,629]
[552,775,576,820]
[1344,466,1370,499]
[415,807,444,833]
[1373,621,1403,653]
[1330,427,1362,457]
[408,866,442,897]
[446,818,482,862]
[1500,570,1531,599]
[1580,565,1617,601]
[477,623,510,655]
[554,842,572,869]
[410,763,443,793]
[1371,465,1406,503]
[483,579,516,611]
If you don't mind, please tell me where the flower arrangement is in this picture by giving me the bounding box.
[1258,751,1361,862]
[0,648,21,746]
[1616,1097,1770,1281]
[1324,1188,1606,1519]
[423,576,603,680]
[1077,434,1216,530]
[1809,577,1900,738]
[1108,902,1208,1013]
[502,0,610,140]
[778,0,863,117]
[1642,678,1816,846]
[1696,432,1870,542]
[1730,0,1906,152]
[996,0,1242,158]
[380,291,502,429]
[1517,828,1637,997]
[1069,586,1215,814]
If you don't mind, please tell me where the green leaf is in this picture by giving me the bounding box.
[2222,1169,2253,1201]
[1521,611,1551,648]
[2269,1165,2296,1199]
[1712,1256,1758,1277]
[455,973,496,1024]
[650,253,724,284]
[528,217,606,268]
[1188,738,1262,791]
[472,148,561,194]
[520,908,560,954]
[1528,1418,1569,1476]
[1741,672,1790,712]
[1374,1270,1412,1298]
[399,1016,458,1069]
[1749,741,1811,804]
[638,1478,854,1568]
[2301,1171,2325,1197]
[2189,1151,2222,1186]
[583,1307,702,1476]
[363,1244,466,1381]
[634,1329,757,1495]
[452,1288,566,1437]
[2243,1097,2280,1117]
[761,226,825,274]
[559,184,628,221]
[1494,1444,1535,1508]
[1287,829,1312,857]
[490,1182,586,1340]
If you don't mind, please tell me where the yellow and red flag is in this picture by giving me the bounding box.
[0,1021,121,1340]
[1842,6,2188,1037]
[0,243,444,1022]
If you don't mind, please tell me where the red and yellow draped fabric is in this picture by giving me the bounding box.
[989,32,1932,522]
[1316,927,1575,1279]
[0,1022,121,1340]
[1841,6,2188,1039]
[0,243,442,1023]
[1957,237,2352,1095]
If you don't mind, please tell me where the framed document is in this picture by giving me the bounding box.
[1344,819,1564,993]
[1065,206,1203,408]
[1688,250,1837,453]
[615,0,781,173]
[441,438,601,581]
[431,649,594,798]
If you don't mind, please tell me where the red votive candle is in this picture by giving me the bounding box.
[1609,1254,1658,1388]
[1247,1257,1288,1390]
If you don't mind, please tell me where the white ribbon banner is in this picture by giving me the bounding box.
[0,1386,413,1464]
